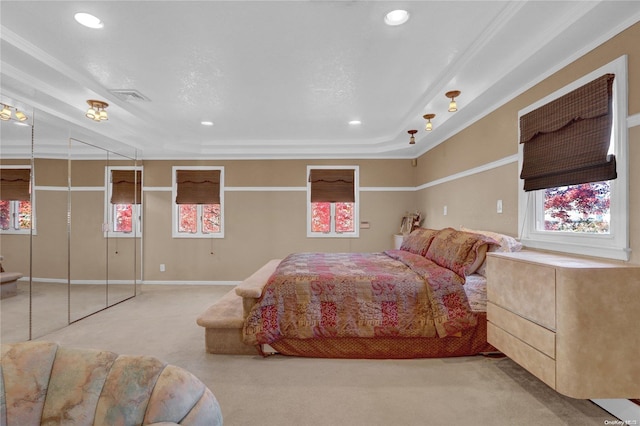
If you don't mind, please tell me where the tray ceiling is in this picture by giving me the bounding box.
[1,1,639,159]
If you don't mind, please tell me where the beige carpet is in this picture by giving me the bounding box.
[31,284,618,426]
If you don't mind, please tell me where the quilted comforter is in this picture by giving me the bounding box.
[243,250,477,346]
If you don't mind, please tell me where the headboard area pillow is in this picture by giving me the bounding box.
[460,226,523,276]
[399,227,439,257]
[425,228,498,277]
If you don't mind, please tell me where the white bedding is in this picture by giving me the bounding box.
[464,274,487,313]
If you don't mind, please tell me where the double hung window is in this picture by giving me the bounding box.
[172,167,223,238]
[307,166,358,237]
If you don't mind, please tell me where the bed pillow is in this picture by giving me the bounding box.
[460,226,523,253]
[425,228,498,277]
[399,227,439,257]
[460,226,523,276]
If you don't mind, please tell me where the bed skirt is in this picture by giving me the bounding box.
[267,313,494,359]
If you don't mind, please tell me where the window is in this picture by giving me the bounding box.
[106,167,142,237]
[518,56,629,260]
[0,167,32,234]
[172,167,223,238]
[307,166,359,237]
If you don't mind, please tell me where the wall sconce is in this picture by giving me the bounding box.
[446,90,461,112]
[86,100,109,122]
[0,104,28,122]
[423,114,435,131]
[408,129,417,145]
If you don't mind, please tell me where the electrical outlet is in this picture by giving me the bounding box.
[497,199,503,214]
[160,264,166,272]
[443,205,448,216]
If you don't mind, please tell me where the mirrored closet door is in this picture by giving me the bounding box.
[68,138,140,323]
[0,116,33,343]
[0,101,141,342]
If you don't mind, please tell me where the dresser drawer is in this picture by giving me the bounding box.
[487,302,555,358]
[487,256,556,330]
[487,323,556,390]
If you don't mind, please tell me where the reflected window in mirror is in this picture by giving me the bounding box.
[106,166,142,237]
[0,167,33,234]
[172,166,224,238]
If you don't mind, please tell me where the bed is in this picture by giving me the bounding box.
[241,227,522,359]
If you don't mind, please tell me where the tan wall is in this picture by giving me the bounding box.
[5,23,638,283]
[142,159,416,280]
[416,21,640,264]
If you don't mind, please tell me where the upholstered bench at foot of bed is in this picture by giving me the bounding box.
[197,289,259,355]
[1,272,23,299]
[197,259,281,355]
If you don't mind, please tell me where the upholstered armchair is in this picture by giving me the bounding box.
[0,341,223,425]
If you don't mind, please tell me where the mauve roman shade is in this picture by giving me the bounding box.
[309,169,355,203]
[519,73,616,192]
[175,170,221,204]
[0,169,30,201]
[110,170,141,204]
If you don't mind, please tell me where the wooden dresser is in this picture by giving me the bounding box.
[486,250,640,399]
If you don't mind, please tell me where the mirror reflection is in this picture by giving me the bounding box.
[30,133,70,337]
[0,102,141,342]
[0,117,32,343]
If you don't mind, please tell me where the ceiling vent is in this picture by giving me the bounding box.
[109,89,151,102]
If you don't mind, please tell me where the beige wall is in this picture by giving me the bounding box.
[142,159,416,281]
[416,21,640,265]
[4,23,638,283]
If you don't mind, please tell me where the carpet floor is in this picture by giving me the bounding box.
[29,284,619,426]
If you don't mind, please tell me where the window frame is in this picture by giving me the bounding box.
[104,165,143,238]
[306,165,359,238]
[0,165,34,235]
[172,166,224,239]
[517,55,629,261]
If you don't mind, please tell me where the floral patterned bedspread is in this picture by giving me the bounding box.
[243,250,477,346]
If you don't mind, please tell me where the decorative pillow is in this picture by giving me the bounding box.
[460,226,523,276]
[399,227,439,257]
[425,228,498,277]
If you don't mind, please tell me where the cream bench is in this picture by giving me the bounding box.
[197,259,281,355]
[0,256,22,299]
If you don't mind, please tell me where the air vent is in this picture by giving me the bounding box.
[109,89,151,102]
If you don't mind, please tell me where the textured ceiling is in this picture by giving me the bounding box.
[1,1,639,159]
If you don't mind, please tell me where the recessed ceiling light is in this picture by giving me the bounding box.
[201,121,214,126]
[384,10,410,26]
[74,12,104,29]
[348,120,362,125]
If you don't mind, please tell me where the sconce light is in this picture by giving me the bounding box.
[446,90,461,112]
[0,104,28,122]
[423,113,436,131]
[85,100,109,122]
[408,129,417,145]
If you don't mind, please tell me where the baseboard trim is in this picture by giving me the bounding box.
[140,280,240,286]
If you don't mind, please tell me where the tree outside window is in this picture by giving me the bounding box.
[543,182,610,233]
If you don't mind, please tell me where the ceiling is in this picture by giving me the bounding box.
[2,1,639,160]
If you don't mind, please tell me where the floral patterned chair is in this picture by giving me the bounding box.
[0,341,223,425]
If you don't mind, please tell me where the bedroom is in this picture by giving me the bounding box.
[1,1,640,424]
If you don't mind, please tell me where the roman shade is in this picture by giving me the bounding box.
[175,170,221,204]
[309,169,355,203]
[110,170,142,204]
[519,73,616,192]
[0,168,30,201]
